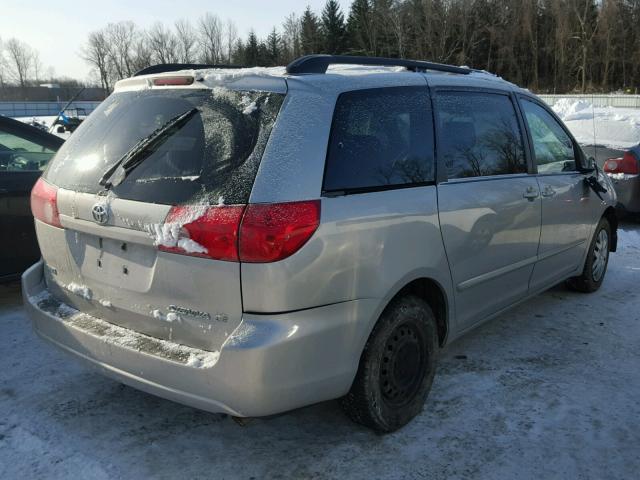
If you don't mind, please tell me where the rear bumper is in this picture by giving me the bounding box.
[22,260,378,417]
[609,175,640,214]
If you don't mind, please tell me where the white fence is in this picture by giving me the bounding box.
[0,101,102,118]
[537,94,640,109]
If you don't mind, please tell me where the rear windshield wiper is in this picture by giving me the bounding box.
[99,107,199,189]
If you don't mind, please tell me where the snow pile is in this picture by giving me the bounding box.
[152,309,182,323]
[552,99,640,149]
[149,206,208,255]
[198,67,286,88]
[552,99,595,121]
[185,351,220,368]
[242,101,258,115]
[65,283,92,301]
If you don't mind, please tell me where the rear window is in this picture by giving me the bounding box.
[323,87,434,193]
[45,88,284,205]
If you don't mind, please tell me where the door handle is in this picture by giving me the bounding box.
[541,186,556,197]
[523,187,539,200]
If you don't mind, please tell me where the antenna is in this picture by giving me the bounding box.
[591,92,598,164]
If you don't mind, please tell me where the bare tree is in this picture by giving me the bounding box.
[82,30,112,92]
[175,19,197,63]
[385,1,407,58]
[132,36,152,73]
[282,13,302,62]
[105,21,141,78]
[32,50,43,83]
[147,22,179,64]
[5,38,34,88]
[0,36,6,88]
[224,19,238,64]
[198,13,224,64]
[572,0,600,93]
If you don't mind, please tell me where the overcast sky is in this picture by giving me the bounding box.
[0,0,352,81]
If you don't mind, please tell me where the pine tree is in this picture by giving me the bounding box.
[257,41,270,66]
[300,6,321,55]
[267,27,281,65]
[346,0,374,55]
[244,30,259,66]
[321,0,346,54]
[231,39,245,65]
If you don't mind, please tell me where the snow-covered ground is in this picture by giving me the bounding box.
[1,224,639,479]
[552,99,640,149]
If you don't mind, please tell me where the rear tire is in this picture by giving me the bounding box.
[340,295,438,433]
[566,217,611,293]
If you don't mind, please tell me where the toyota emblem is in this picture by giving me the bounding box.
[91,203,109,224]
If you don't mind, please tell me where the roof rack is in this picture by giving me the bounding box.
[134,63,245,77]
[286,55,472,75]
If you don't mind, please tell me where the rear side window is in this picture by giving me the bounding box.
[436,91,527,179]
[323,87,434,193]
[45,88,284,205]
[520,98,577,173]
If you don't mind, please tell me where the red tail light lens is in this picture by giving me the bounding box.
[158,205,245,261]
[604,151,639,175]
[158,200,320,263]
[239,200,321,263]
[30,178,62,228]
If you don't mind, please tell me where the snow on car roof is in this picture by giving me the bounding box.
[115,62,514,94]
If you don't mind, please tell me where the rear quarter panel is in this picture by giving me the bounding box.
[241,187,455,340]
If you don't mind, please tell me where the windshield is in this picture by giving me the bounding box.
[45,88,285,205]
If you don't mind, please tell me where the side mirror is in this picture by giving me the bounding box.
[581,156,596,172]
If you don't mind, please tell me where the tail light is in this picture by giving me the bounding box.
[158,200,320,263]
[604,151,639,175]
[30,178,62,228]
[239,200,321,263]
[158,205,245,261]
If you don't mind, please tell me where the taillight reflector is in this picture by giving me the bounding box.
[30,178,62,228]
[158,205,245,261]
[239,200,321,263]
[604,151,639,175]
[152,76,194,86]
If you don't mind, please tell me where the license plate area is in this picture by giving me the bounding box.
[67,231,156,292]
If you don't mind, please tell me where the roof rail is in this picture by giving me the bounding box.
[134,63,245,77]
[286,55,472,75]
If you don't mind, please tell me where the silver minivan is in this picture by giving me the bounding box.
[23,55,618,432]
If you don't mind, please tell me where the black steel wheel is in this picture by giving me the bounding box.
[341,295,438,433]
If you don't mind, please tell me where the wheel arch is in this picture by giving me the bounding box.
[367,275,451,349]
[395,278,449,347]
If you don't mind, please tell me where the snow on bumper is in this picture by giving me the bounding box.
[21,260,376,417]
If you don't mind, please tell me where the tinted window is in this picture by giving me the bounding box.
[45,88,284,205]
[436,92,527,179]
[0,130,57,172]
[520,98,576,173]
[323,87,434,192]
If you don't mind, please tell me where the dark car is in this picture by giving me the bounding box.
[0,116,64,281]
[582,144,640,216]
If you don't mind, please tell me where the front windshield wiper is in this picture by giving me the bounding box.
[99,107,199,189]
